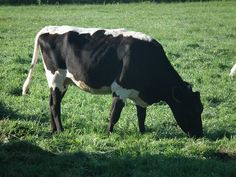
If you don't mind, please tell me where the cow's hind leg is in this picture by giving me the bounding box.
[49,88,67,132]
[108,94,125,134]
[45,69,68,133]
[136,105,146,134]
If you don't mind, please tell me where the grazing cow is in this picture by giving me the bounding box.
[22,26,203,138]
[230,63,236,77]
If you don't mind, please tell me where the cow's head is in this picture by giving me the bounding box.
[168,82,203,138]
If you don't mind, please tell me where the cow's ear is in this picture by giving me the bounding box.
[172,87,184,103]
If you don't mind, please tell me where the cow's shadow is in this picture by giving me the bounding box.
[0,140,235,177]
[0,101,47,123]
[147,126,236,141]
[1,101,235,141]
[205,129,236,141]
[0,101,20,120]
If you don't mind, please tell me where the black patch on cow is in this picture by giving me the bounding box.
[116,39,182,104]
[38,33,67,74]
[65,30,123,88]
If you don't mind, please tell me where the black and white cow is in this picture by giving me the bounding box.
[22,26,203,138]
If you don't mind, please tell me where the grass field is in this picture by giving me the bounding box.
[0,1,236,177]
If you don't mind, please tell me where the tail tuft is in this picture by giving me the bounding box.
[229,63,236,77]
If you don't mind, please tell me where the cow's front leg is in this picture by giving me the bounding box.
[107,94,125,134]
[136,105,146,134]
[49,88,66,133]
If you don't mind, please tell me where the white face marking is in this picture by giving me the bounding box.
[111,82,149,108]
[39,26,153,42]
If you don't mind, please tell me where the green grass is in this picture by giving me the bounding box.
[0,1,236,177]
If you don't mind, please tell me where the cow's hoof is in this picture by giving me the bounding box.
[51,128,64,134]
[139,127,146,134]
[51,129,57,134]
[140,130,145,135]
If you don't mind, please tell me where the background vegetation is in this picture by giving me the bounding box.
[0,1,236,177]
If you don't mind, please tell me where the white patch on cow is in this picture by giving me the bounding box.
[42,59,67,92]
[38,26,153,42]
[111,82,149,108]
[104,29,153,42]
[40,26,100,36]
[230,63,236,77]
[66,72,111,94]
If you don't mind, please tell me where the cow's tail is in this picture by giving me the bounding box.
[229,63,236,77]
[22,32,41,95]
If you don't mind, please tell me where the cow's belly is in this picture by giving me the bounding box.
[45,69,149,107]
[66,72,111,94]
[69,77,148,107]
[74,80,111,94]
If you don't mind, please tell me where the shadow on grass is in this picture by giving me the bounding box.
[0,101,48,123]
[0,102,20,120]
[205,129,236,141]
[0,141,235,177]
[146,124,236,141]
[1,101,235,141]
[152,128,236,141]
